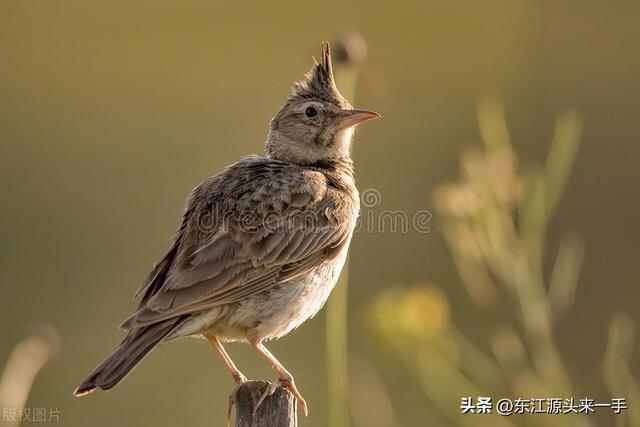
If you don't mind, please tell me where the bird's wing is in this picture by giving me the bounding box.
[123,158,356,329]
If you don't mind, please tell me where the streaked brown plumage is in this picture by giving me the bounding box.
[74,43,379,415]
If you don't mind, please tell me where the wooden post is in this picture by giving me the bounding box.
[235,381,297,427]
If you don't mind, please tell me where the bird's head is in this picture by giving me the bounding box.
[266,43,380,165]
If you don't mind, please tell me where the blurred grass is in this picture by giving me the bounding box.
[603,314,640,427]
[0,325,59,427]
[366,100,639,426]
[325,32,369,427]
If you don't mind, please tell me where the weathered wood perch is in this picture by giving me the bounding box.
[235,381,297,427]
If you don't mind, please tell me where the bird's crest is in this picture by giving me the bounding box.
[291,42,349,107]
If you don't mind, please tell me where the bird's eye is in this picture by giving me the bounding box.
[305,107,318,118]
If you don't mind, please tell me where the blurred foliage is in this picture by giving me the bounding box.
[366,101,639,427]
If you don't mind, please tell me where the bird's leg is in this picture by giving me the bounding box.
[250,340,308,417]
[206,336,248,420]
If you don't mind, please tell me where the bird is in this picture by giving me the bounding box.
[74,42,380,416]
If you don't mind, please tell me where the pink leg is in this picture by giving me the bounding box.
[207,336,248,419]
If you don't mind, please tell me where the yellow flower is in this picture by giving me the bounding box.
[369,285,450,342]
[400,285,450,339]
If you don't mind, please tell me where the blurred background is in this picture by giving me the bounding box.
[1,1,639,426]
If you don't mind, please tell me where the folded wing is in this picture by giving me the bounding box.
[122,158,354,329]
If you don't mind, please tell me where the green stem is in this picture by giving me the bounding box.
[326,261,350,427]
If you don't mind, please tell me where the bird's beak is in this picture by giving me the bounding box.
[337,109,381,130]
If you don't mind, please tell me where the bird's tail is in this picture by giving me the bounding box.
[73,318,184,397]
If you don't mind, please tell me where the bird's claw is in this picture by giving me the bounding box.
[227,374,249,425]
[253,381,279,416]
[253,377,308,417]
[280,377,308,417]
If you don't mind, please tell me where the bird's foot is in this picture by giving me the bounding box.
[253,377,308,417]
[227,373,249,423]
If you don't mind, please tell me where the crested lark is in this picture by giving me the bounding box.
[74,43,379,415]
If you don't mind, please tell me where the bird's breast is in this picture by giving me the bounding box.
[244,231,353,342]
